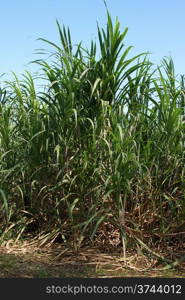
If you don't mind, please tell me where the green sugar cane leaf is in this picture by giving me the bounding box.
[68,198,79,221]
[37,38,61,52]
[90,78,101,99]
[90,213,108,240]
[0,189,9,223]
[30,130,46,142]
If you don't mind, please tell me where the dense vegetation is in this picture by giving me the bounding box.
[0,12,184,260]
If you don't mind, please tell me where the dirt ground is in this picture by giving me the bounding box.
[0,240,185,278]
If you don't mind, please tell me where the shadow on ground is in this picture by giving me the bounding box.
[0,242,185,278]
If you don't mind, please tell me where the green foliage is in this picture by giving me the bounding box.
[0,11,184,251]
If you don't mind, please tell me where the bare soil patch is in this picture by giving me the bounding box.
[0,240,184,278]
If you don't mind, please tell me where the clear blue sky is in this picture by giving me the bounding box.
[0,0,184,81]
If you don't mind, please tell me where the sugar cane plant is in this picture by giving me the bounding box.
[0,10,184,266]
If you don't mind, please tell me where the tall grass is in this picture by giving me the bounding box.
[0,11,184,255]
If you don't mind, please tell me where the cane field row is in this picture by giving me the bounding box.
[0,11,184,267]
